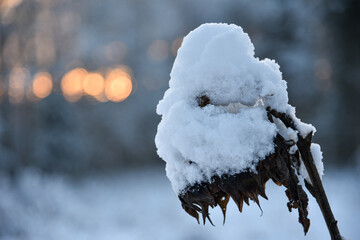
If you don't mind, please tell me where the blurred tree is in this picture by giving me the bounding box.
[325,0,360,165]
[0,0,358,176]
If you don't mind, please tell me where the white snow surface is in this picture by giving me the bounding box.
[155,23,317,194]
[0,168,358,240]
[157,23,289,113]
[157,104,277,193]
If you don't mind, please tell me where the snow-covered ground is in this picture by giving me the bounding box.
[0,167,358,240]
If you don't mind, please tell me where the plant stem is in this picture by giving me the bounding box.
[297,134,342,240]
[268,109,342,240]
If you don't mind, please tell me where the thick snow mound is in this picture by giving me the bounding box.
[155,23,317,194]
[157,23,289,115]
[156,105,277,193]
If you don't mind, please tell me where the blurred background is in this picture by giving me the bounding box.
[0,0,359,239]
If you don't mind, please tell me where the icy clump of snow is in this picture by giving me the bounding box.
[273,117,298,142]
[312,144,324,177]
[286,105,316,138]
[299,143,324,183]
[155,23,318,194]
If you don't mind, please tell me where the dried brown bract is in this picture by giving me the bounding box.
[179,133,310,233]
[178,97,313,234]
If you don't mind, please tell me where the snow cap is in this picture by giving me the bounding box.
[157,23,289,115]
[155,23,313,193]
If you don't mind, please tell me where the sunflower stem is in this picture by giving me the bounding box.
[268,108,342,240]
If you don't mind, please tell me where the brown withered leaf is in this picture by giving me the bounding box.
[178,95,310,233]
[178,134,310,234]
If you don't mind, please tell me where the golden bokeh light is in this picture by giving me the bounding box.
[0,0,23,15]
[32,72,53,99]
[171,37,183,57]
[94,93,109,103]
[61,67,132,103]
[148,40,169,61]
[83,72,105,97]
[61,68,87,102]
[105,68,132,102]
[3,66,134,104]
[8,67,28,104]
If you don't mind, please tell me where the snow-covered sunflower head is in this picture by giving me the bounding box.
[155,23,322,234]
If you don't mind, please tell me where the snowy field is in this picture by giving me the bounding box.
[0,168,358,240]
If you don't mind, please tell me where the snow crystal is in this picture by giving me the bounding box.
[286,106,316,138]
[299,144,324,183]
[273,117,298,142]
[155,23,321,193]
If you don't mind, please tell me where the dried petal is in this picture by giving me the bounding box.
[178,134,310,234]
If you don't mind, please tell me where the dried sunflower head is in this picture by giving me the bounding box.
[155,23,323,235]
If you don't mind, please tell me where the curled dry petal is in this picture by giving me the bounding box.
[178,133,310,234]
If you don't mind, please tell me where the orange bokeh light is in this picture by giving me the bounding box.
[61,68,87,102]
[105,68,132,102]
[83,72,104,97]
[32,72,53,99]
[61,67,133,103]
[171,37,183,57]
[93,93,109,103]
[8,67,28,104]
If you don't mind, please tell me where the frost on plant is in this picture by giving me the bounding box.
[155,23,323,234]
